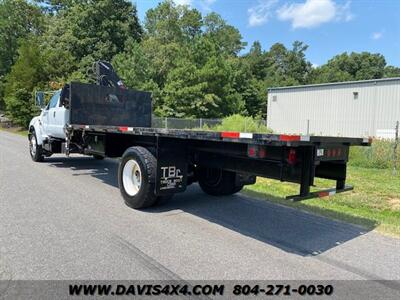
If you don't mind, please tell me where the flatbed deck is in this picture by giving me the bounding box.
[69,124,371,147]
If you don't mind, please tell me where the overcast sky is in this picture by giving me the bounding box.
[134,0,400,67]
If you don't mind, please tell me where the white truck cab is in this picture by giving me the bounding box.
[28,89,70,161]
[29,90,70,140]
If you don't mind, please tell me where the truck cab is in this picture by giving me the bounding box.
[43,90,69,138]
[30,89,70,138]
[28,88,70,161]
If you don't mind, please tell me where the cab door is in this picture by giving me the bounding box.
[42,92,59,136]
[52,102,69,138]
[46,91,64,138]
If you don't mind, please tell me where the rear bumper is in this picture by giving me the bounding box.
[286,185,353,202]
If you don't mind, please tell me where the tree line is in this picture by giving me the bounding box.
[1,0,399,127]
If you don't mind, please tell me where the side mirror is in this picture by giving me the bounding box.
[35,91,46,108]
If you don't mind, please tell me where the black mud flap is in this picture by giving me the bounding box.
[155,138,188,196]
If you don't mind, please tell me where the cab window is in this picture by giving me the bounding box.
[47,91,61,110]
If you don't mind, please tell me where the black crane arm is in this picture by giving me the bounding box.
[93,61,126,88]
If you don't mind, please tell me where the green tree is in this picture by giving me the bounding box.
[240,41,313,117]
[285,41,312,84]
[262,41,311,86]
[203,12,245,56]
[114,1,244,117]
[34,0,74,12]
[244,41,268,81]
[228,56,267,117]
[0,0,43,76]
[384,66,400,78]
[145,0,202,44]
[158,32,244,118]
[141,0,203,91]
[113,40,152,90]
[162,53,243,118]
[4,38,47,127]
[113,39,163,111]
[0,0,43,108]
[42,0,142,81]
[311,52,387,83]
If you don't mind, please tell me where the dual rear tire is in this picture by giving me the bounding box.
[118,147,243,209]
[197,167,243,196]
[118,146,171,209]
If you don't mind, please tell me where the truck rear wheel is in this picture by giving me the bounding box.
[118,146,158,209]
[29,129,44,162]
[197,167,243,196]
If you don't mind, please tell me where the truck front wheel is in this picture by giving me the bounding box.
[29,129,44,162]
[118,146,158,209]
[197,167,243,196]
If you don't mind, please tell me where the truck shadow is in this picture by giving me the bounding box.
[46,156,120,186]
[152,187,377,256]
[46,156,377,257]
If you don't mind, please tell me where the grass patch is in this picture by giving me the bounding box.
[243,166,400,237]
[349,140,399,169]
[0,126,28,137]
[203,114,272,133]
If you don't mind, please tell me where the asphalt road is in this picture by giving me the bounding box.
[1,130,399,281]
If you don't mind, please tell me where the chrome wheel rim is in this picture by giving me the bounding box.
[30,135,36,156]
[122,159,142,196]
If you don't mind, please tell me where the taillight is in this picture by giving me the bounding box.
[248,146,256,157]
[258,147,266,158]
[247,145,267,158]
[326,148,343,158]
[288,149,297,165]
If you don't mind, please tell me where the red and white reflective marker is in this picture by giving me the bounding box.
[119,127,134,132]
[221,132,253,139]
[318,190,336,198]
[279,135,310,142]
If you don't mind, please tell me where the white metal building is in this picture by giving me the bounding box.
[267,78,400,138]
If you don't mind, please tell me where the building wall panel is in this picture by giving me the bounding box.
[267,79,400,137]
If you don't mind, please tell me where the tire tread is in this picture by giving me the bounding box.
[29,129,44,162]
[119,146,158,209]
[197,167,243,196]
